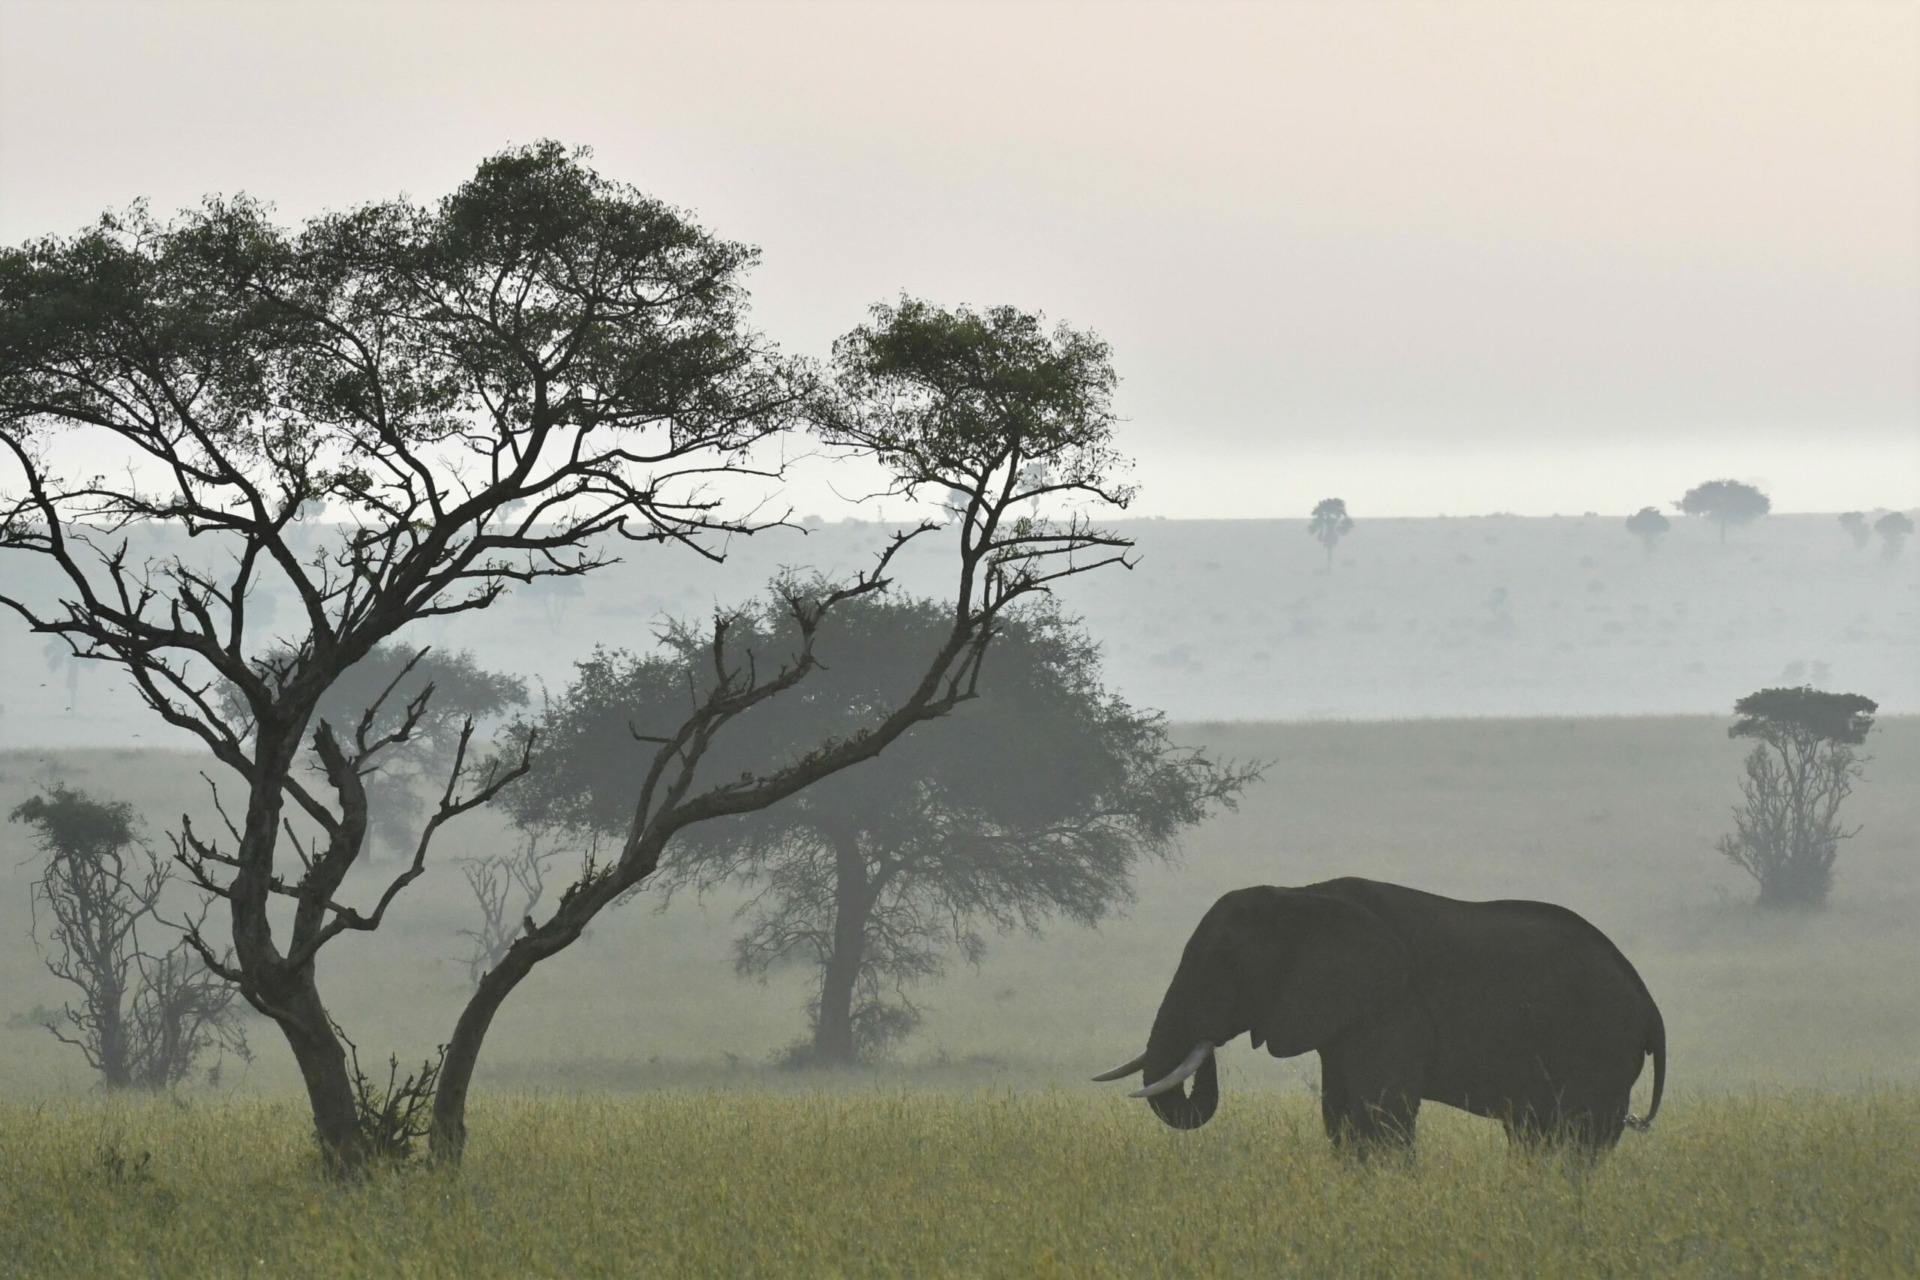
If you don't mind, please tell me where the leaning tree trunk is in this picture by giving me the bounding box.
[432,952,528,1164]
[432,912,589,1164]
[813,833,872,1066]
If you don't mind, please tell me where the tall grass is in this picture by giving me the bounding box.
[2,1090,1915,1278]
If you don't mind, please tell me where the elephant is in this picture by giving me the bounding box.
[1095,877,1665,1153]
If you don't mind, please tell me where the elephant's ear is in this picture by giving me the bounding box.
[1248,891,1410,1058]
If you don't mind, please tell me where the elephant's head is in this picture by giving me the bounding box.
[1094,885,1410,1129]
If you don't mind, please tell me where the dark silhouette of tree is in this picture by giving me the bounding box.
[10,786,248,1089]
[1715,686,1876,910]
[1308,498,1353,572]
[220,645,528,861]
[1838,511,1871,551]
[1676,480,1770,543]
[0,143,807,1174]
[510,591,1257,1066]
[1625,506,1670,556]
[2,146,1135,1169]
[1873,511,1913,561]
[426,296,1137,1159]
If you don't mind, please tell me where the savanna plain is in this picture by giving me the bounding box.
[2,717,1916,1277]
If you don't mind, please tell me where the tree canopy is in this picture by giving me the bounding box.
[510,589,1257,1063]
[1676,480,1770,541]
[1729,686,1876,748]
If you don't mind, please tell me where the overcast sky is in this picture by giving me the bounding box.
[1,0,1914,518]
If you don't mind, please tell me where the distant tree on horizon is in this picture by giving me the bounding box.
[1838,511,1872,551]
[1874,511,1913,561]
[1625,506,1671,556]
[1308,498,1354,571]
[1676,480,1770,543]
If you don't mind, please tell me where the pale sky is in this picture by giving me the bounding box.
[1,0,1915,518]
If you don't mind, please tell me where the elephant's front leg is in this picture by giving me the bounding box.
[1319,1023,1424,1155]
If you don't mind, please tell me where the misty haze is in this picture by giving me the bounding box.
[1,1,1916,1275]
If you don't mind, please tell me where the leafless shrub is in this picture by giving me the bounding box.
[456,828,566,989]
[335,1020,445,1165]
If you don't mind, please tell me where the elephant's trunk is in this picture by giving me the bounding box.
[1141,976,1222,1129]
[1144,1046,1218,1129]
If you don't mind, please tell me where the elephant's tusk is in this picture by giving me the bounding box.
[1090,1051,1149,1082]
[1129,1043,1213,1098]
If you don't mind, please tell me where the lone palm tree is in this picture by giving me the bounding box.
[1308,498,1354,572]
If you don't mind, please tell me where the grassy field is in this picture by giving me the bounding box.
[1,717,1916,1274]
[2,1090,1916,1277]
[2,715,1917,1096]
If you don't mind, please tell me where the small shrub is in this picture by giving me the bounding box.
[336,1022,445,1165]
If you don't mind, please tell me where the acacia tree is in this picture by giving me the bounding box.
[0,143,807,1174]
[1625,506,1670,556]
[1307,498,1353,572]
[430,297,1136,1156]
[1676,479,1770,543]
[510,592,1256,1066]
[1714,686,1876,910]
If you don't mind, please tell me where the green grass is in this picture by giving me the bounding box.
[3,1090,1916,1278]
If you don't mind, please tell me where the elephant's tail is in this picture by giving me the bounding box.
[1624,1013,1665,1133]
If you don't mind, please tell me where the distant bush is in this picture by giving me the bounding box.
[1625,507,1670,555]
[10,786,249,1088]
[1874,511,1913,561]
[1838,511,1871,551]
[1714,687,1876,910]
